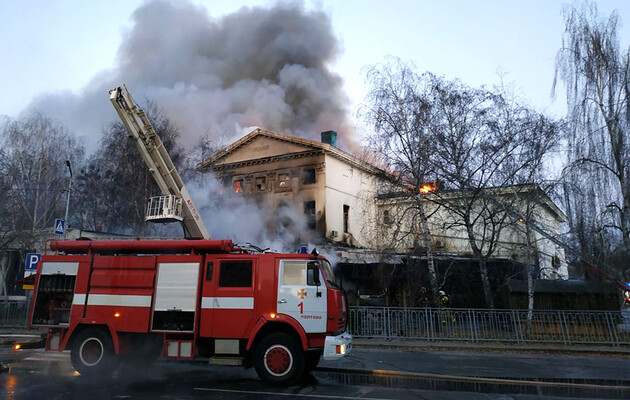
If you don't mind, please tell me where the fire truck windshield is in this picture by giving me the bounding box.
[319,259,339,289]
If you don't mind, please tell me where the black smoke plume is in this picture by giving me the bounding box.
[29,0,354,150]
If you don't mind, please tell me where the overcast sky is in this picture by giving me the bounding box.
[1,0,629,143]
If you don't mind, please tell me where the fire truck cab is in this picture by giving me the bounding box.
[30,239,351,385]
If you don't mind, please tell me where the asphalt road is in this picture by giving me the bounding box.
[1,347,630,400]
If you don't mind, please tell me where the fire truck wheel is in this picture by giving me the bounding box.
[254,332,305,386]
[70,329,116,375]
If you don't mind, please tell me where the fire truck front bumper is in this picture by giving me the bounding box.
[323,332,352,360]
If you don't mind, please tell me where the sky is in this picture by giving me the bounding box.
[1,0,630,149]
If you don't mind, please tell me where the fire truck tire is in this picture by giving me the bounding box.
[70,329,116,376]
[304,350,322,372]
[254,332,305,386]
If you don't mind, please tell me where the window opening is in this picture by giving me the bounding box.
[234,179,244,193]
[219,261,252,287]
[304,201,316,230]
[302,168,316,185]
[278,173,290,189]
[255,177,266,191]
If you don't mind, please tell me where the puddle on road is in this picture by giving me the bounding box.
[313,370,630,399]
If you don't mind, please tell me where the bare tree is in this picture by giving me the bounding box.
[74,101,184,236]
[362,61,562,308]
[554,2,630,279]
[361,58,441,306]
[0,112,84,297]
[430,78,562,308]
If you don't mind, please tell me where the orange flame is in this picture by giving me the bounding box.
[419,183,437,194]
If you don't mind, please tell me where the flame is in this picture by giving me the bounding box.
[234,181,241,193]
[419,183,437,194]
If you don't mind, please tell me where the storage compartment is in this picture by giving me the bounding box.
[164,340,194,358]
[31,275,76,326]
[151,262,199,332]
[152,310,194,331]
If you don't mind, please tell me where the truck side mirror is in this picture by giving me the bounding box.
[307,262,320,286]
[307,262,322,297]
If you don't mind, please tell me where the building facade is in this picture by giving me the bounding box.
[197,128,380,248]
[198,128,570,306]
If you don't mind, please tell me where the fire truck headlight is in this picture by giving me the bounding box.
[270,313,276,319]
[114,312,121,318]
[336,344,346,355]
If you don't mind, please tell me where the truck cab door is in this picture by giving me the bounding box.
[277,260,327,333]
[203,258,256,338]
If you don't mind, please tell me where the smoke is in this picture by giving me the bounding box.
[28,0,355,151]
[187,175,316,252]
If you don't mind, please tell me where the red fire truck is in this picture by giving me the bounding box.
[30,238,350,384]
[28,86,351,385]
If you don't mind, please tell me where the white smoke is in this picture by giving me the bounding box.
[187,174,316,252]
[28,0,355,151]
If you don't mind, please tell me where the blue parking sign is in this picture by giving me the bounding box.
[25,253,41,277]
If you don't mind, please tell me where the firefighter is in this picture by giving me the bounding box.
[440,290,455,324]
[418,286,430,307]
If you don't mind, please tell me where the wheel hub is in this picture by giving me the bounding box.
[264,345,292,376]
[80,338,104,366]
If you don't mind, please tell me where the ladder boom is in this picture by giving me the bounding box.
[109,85,210,239]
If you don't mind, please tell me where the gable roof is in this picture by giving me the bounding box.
[196,128,383,175]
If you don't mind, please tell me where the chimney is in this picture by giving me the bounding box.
[321,130,337,147]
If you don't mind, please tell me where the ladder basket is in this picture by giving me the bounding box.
[145,195,184,222]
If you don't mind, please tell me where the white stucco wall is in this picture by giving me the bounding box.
[323,155,377,248]
[375,192,569,279]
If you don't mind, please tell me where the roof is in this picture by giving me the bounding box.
[378,183,568,223]
[196,128,384,175]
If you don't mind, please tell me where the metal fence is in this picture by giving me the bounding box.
[0,300,30,328]
[348,306,630,346]
[3,300,629,347]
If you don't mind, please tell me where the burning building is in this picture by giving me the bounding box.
[197,129,569,307]
[197,128,381,248]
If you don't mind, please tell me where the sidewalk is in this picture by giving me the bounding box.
[2,327,629,355]
[352,337,630,356]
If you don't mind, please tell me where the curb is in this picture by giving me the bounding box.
[353,340,630,356]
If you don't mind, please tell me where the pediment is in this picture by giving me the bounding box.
[215,135,318,165]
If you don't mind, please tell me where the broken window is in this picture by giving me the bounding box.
[304,201,316,230]
[255,176,266,191]
[302,168,316,185]
[278,173,290,189]
[343,205,350,233]
[233,179,244,193]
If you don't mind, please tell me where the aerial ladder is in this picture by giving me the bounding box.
[109,85,210,239]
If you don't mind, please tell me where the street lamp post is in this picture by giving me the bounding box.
[64,160,73,239]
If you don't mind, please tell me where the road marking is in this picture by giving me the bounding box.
[194,388,393,400]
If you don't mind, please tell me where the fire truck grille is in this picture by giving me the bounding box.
[337,314,347,332]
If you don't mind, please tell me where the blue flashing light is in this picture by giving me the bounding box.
[300,246,307,254]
